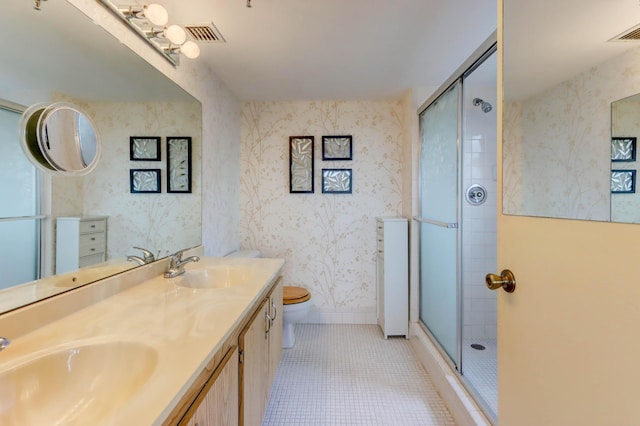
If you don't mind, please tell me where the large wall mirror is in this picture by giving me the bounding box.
[503,0,640,223]
[0,0,202,312]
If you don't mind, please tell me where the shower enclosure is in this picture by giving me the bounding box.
[416,44,497,419]
[0,104,41,289]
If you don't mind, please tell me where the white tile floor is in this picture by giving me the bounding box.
[263,324,456,426]
[462,338,497,416]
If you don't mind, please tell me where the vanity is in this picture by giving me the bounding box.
[0,251,284,425]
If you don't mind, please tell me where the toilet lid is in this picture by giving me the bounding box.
[283,286,311,305]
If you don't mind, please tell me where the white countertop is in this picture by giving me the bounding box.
[0,256,284,425]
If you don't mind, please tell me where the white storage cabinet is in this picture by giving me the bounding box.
[376,217,408,338]
[56,216,107,274]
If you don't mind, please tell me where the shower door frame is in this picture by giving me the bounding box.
[415,36,498,418]
[416,79,464,372]
[0,100,45,286]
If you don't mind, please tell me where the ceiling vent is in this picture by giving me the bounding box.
[184,23,225,43]
[611,23,640,41]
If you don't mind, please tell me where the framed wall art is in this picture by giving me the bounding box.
[167,137,192,193]
[611,137,636,162]
[611,169,636,194]
[322,168,352,194]
[289,136,314,193]
[130,169,161,193]
[130,136,161,161]
[322,135,352,160]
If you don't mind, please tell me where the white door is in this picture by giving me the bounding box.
[497,7,640,422]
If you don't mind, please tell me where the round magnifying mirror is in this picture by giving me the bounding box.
[19,102,101,176]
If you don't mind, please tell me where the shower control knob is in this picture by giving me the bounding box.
[485,269,516,293]
[466,184,487,205]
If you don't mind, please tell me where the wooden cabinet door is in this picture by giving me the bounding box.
[268,280,283,388]
[185,347,239,426]
[240,300,270,426]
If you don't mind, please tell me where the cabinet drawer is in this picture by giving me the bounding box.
[80,219,105,234]
[79,232,105,248]
[79,252,105,268]
[79,240,105,257]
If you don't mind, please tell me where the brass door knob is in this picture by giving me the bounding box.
[485,269,516,293]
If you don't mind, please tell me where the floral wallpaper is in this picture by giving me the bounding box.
[503,46,640,222]
[69,0,241,257]
[81,101,202,260]
[240,101,406,323]
[611,98,640,222]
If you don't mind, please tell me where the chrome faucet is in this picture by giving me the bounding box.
[133,246,156,263]
[164,250,200,278]
[0,337,10,351]
[127,246,156,265]
[127,255,146,265]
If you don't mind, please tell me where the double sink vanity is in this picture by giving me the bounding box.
[0,247,284,425]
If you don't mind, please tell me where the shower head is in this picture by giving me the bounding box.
[472,97,492,113]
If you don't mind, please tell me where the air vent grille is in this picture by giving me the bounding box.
[184,23,225,43]
[612,23,640,41]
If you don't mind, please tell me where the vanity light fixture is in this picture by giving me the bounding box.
[33,0,47,10]
[118,3,169,26]
[99,1,202,65]
[180,41,200,59]
[145,24,187,45]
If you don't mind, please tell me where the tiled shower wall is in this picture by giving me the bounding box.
[461,86,497,341]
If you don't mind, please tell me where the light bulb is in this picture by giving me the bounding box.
[180,41,200,59]
[145,3,168,27]
[165,24,187,45]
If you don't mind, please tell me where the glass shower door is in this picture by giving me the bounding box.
[0,105,41,289]
[417,81,460,366]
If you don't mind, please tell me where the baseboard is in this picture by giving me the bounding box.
[302,305,377,324]
[409,323,493,426]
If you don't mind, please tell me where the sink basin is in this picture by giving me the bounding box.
[0,341,157,425]
[53,263,136,288]
[174,266,255,289]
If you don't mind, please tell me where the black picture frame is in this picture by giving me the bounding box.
[611,137,636,162]
[130,136,161,161]
[130,169,161,193]
[322,168,353,194]
[289,136,314,193]
[611,169,636,194]
[167,137,192,193]
[322,135,353,160]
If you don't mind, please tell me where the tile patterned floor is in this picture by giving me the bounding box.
[462,338,497,417]
[263,324,456,426]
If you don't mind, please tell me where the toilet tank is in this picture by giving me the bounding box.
[225,250,261,258]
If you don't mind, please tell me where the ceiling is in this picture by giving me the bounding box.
[504,0,640,101]
[162,0,497,101]
[8,1,640,106]
[3,0,194,105]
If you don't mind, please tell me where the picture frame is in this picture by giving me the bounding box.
[322,168,352,194]
[167,137,192,193]
[611,137,636,162]
[289,136,314,193]
[322,135,352,160]
[611,169,636,194]
[130,136,161,161]
[130,169,161,193]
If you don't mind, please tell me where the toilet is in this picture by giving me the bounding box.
[225,250,311,349]
[282,286,311,348]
